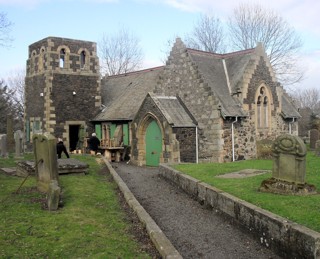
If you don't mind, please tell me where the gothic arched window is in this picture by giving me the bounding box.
[256,86,271,130]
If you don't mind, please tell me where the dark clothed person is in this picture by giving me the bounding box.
[88,133,100,154]
[57,139,70,159]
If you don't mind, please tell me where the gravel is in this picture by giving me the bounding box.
[112,162,282,259]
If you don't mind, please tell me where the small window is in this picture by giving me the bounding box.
[60,48,66,68]
[80,51,86,69]
[256,86,270,129]
[31,51,36,74]
[39,48,45,71]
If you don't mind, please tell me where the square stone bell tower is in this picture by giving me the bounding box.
[24,37,101,151]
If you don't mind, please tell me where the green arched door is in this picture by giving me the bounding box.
[145,120,162,166]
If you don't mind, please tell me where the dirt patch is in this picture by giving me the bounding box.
[216,169,270,179]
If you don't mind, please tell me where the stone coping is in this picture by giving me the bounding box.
[102,157,182,259]
[159,164,320,259]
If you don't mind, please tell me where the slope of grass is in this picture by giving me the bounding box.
[0,154,151,258]
[174,152,320,232]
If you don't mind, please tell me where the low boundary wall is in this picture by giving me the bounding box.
[159,164,320,259]
[103,158,182,259]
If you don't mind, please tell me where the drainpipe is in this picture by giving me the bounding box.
[232,116,238,162]
[289,118,295,134]
[196,126,199,164]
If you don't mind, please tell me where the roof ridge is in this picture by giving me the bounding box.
[187,47,255,58]
[106,66,164,78]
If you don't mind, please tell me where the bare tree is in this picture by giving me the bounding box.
[0,80,15,133]
[5,68,25,118]
[185,14,225,53]
[228,3,303,86]
[290,87,320,136]
[99,28,144,76]
[0,12,13,47]
[291,88,320,111]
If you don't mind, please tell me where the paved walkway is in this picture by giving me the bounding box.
[113,163,281,259]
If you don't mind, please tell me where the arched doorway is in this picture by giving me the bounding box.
[145,120,162,166]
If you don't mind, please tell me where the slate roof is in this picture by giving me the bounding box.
[281,94,301,119]
[93,66,164,121]
[187,48,251,118]
[149,93,196,127]
[94,40,299,122]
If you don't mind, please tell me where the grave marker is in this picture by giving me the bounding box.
[260,134,316,195]
[33,133,59,193]
[0,134,7,158]
[14,130,24,158]
[310,129,320,149]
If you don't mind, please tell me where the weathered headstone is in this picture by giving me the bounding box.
[260,134,316,195]
[310,129,320,149]
[315,140,320,157]
[33,133,59,193]
[14,130,24,158]
[6,115,14,153]
[0,134,7,158]
[47,180,61,211]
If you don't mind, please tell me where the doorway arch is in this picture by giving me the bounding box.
[136,113,164,166]
[146,120,162,166]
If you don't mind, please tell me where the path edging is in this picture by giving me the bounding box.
[159,164,320,259]
[102,158,182,259]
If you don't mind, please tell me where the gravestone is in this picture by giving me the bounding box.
[47,180,61,211]
[6,115,14,153]
[14,130,24,158]
[33,133,59,193]
[260,134,316,195]
[316,140,320,157]
[310,129,319,149]
[0,134,7,158]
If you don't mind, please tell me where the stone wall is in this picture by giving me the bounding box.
[173,127,197,163]
[155,39,224,162]
[27,37,99,74]
[159,164,320,258]
[51,73,100,136]
[25,75,46,121]
[222,118,257,162]
[25,37,101,149]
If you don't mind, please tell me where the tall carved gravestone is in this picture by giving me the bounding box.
[14,130,24,158]
[310,129,320,149]
[6,115,14,153]
[0,134,7,158]
[33,133,60,210]
[260,134,316,195]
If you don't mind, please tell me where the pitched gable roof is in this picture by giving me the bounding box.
[148,93,196,127]
[187,48,248,118]
[281,93,301,119]
[93,67,163,121]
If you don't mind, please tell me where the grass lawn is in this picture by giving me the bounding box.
[0,154,152,258]
[174,152,320,233]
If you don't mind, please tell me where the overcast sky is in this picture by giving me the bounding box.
[0,0,319,91]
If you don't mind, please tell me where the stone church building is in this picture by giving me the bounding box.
[24,36,300,165]
[24,37,101,151]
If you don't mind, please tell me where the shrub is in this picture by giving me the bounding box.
[256,139,273,159]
